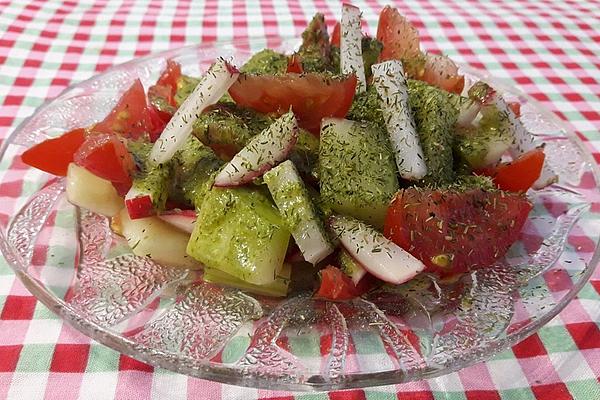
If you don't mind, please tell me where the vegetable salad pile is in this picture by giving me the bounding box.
[22,4,556,299]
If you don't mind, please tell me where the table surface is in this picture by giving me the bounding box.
[1,0,599,399]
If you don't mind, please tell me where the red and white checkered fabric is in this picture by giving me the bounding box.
[0,0,599,399]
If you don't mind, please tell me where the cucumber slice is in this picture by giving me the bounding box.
[264,160,333,265]
[407,79,459,186]
[319,118,399,227]
[187,186,290,285]
[240,49,288,75]
[66,163,124,217]
[203,263,291,298]
[171,136,223,208]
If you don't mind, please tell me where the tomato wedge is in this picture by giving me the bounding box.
[156,59,181,95]
[228,73,357,135]
[376,6,421,61]
[93,79,148,139]
[74,133,135,186]
[315,266,360,301]
[479,148,545,192]
[286,54,304,73]
[422,53,465,95]
[384,188,532,278]
[21,128,86,176]
[330,22,341,47]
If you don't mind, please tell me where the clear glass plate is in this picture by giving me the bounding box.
[0,39,598,391]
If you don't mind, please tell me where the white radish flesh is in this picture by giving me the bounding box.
[371,60,427,180]
[66,163,124,217]
[329,214,425,285]
[213,112,298,187]
[264,160,334,265]
[118,208,200,269]
[150,58,239,165]
[158,209,197,234]
[341,3,366,93]
[491,93,557,188]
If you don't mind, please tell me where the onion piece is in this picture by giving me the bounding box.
[66,163,124,217]
[329,215,425,284]
[213,112,298,187]
[150,58,239,165]
[371,60,427,180]
[340,3,366,92]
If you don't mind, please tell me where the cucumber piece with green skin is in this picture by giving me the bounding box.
[171,136,223,208]
[241,49,288,75]
[319,118,399,228]
[454,103,514,170]
[203,263,291,298]
[187,186,290,285]
[361,37,383,80]
[264,160,333,265]
[125,161,172,218]
[338,248,366,285]
[407,79,459,186]
[191,103,272,157]
[298,13,334,73]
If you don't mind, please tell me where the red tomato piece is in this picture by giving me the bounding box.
[93,79,148,139]
[479,148,545,193]
[422,53,465,95]
[376,6,421,61]
[21,128,86,176]
[330,22,341,47]
[144,105,168,143]
[228,73,357,135]
[384,188,532,278]
[74,133,135,185]
[286,54,304,73]
[156,59,181,95]
[316,265,360,301]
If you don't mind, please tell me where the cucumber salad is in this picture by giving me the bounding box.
[22,4,557,300]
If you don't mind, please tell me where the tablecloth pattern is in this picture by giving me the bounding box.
[0,0,599,399]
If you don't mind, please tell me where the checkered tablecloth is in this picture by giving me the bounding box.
[1,0,599,399]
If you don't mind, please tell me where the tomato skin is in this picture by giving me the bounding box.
[422,53,464,94]
[508,101,521,118]
[156,59,181,96]
[286,54,304,73]
[376,6,421,61]
[330,22,341,47]
[74,134,135,186]
[228,73,357,135]
[479,149,545,193]
[93,79,148,139]
[21,128,86,176]
[144,106,168,142]
[384,188,533,278]
[316,266,360,301]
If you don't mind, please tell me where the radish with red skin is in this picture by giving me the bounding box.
[328,215,425,284]
[213,112,298,187]
[158,209,197,234]
[125,193,154,219]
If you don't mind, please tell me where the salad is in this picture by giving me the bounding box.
[21,4,557,300]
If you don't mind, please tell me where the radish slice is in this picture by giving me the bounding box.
[264,160,334,265]
[213,112,298,187]
[125,188,154,219]
[329,214,425,284]
[491,93,558,189]
[341,3,366,93]
[371,60,427,180]
[158,209,197,234]
[150,58,239,165]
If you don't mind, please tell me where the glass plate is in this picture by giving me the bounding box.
[0,39,598,391]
